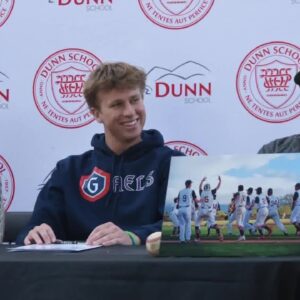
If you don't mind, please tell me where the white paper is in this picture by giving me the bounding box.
[8,243,101,252]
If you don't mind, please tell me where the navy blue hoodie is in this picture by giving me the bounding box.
[16,129,183,244]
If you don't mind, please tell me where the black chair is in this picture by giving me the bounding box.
[3,212,32,243]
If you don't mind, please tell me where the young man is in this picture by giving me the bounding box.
[17,62,182,246]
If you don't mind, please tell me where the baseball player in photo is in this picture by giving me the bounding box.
[234,185,246,241]
[254,187,272,239]
[243,187,256,235]
[195,176,223,241]
[194,195,206,241]
[177,180,197,243]
[226,195,236,235]
[206,194,221,236]
[290,183,300,236]
[191,196,200,236]
[266,188,288,236]
[168,197,180,236]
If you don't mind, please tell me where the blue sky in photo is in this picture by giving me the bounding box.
[164,154,300,209]
[224,155,300,179]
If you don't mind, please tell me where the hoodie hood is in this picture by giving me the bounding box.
[91,129,164,158]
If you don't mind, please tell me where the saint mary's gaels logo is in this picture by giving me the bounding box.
[79,167,111,202]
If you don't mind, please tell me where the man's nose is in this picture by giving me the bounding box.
[123,102,135,116]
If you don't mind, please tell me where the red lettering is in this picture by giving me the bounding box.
[58,0,112,5]
[156,82,169,97]
[0,89,9,102]
[0,162,6,174]
[58,0,72,5]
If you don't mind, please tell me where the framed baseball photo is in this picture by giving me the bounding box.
[159,154,300,257]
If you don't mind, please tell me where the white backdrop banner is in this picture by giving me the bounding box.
[0,0,299,211]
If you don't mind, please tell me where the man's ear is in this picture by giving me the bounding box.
[90,107,102,123]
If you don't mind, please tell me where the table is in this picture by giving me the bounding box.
[0,245,300,300]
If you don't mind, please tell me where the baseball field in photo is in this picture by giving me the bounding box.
[160,222,300,257]
[160,155,300,257]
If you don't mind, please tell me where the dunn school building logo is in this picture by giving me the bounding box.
[165,141,207,156]
[33,48,101,128]
[0,155,15,211]
[138,0,215,29]
[236,41,300,123]
[0,0,14,28]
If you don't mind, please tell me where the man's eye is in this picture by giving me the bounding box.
[111,103,121,108]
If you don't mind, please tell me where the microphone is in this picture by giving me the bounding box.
[295,71,300,86]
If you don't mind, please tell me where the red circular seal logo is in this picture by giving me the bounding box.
[138,0,215,30]
[0,0,14,28]
[33,48,101,128]
[0,155,15,211]
[236,41,300,123]
[165,141,207,155]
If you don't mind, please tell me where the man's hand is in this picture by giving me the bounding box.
[24,223,56,245]
[86,222,132,246]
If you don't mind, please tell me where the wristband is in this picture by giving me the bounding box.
[126,231,140,246]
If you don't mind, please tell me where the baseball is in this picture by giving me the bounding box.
[145,231,161,256]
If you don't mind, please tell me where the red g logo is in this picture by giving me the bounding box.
[79,167,111,202]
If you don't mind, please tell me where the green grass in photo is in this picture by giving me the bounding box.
[161,220,300,257]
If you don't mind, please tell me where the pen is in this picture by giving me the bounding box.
[54,240,78,244]
[1,242,16,245]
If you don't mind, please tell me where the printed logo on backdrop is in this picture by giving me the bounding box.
[33,48,101,128]
[0,155,15,211]
[49,0,113,12]
[0,0,14,28]
[165,141,207,156]
[146,61,212,104]
[0,71,10,109]
[236,41,300,123]
[138,0,215,29]
[79,167,111,202]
